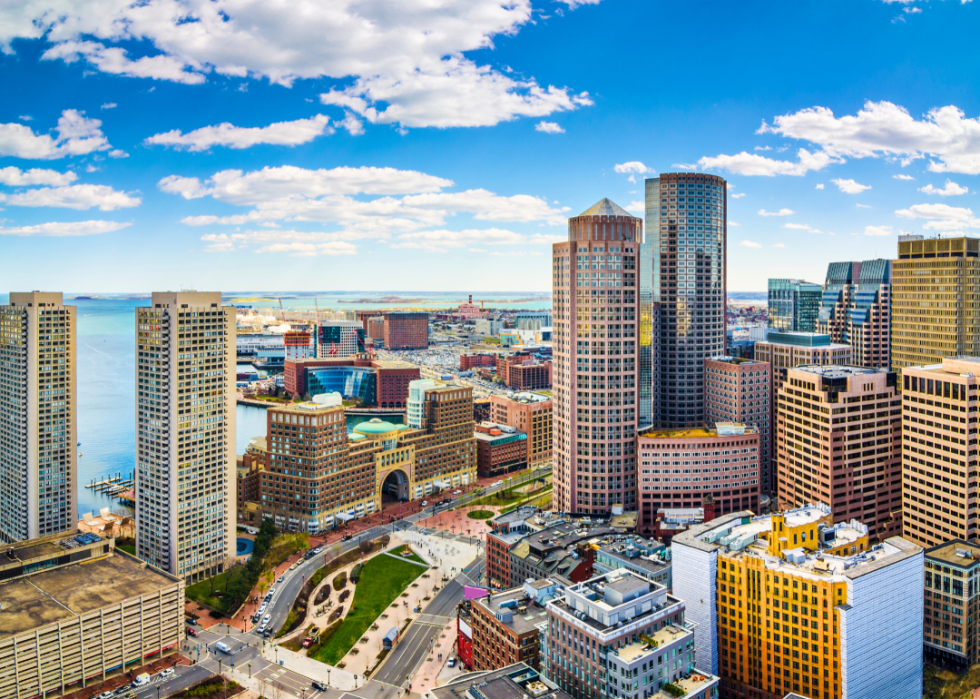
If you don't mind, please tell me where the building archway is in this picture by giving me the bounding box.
[382,469,410,502]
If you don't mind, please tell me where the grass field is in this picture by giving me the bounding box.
[184,567,250,614]
[467,510,494,520]
[117,543,136,555]
[313,554,427,665]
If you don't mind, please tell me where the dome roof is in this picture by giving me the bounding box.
[354,418,399,434]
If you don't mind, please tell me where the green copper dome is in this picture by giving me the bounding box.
[354,418,399,434]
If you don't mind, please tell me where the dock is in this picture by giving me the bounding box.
[86,473,134,493]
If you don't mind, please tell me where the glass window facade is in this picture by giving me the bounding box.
[307,366,376,404]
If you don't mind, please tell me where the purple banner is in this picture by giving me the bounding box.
[464,585,489,600]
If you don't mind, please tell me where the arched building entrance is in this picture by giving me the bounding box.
[382,469,410,502]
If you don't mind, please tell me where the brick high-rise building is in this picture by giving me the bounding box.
[499,352,552,391]
[704,357,772,494]
[924,539,980,670]
[902,356,980,548]
[815,259,892,370]
[470,581,557,671]
[643,173,727,429]
[893,235,980,371]
[490,392,552,466]
[384,311,429,350]
[768,278,822,333]
[553,198,640,515]
[135,292,236,582]
[0,292,77,543]
[777,365,902,540]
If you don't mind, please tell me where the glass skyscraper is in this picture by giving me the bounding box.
[767,278,822,332]
[643,173,727,429]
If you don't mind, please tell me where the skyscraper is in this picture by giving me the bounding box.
[553,198,640,515]
[644,172,727,429]
[892,236,980,371]
[136,292,236,582]
[767,278,822,332]
[0,292,76,543]
[815,259,892,369]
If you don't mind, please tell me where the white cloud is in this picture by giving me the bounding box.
[3,1,593,130]
[160,164,568,231]
[614,162,653,175]
[730,193,745,199]
[101,102,117,109]
[740,240,762,249]
[773,242,785,248]
[831,178,871,194]
[896,202,980,230]
[535,121,564,134]
[672,162,698,170]
[782,222,824,234]
[893,174,915,180]
[0,219,131,236]
[146,115,334,152]
[0,109,111,159]
[758,208,794,217]
[856,203,872,209]
[0,166,77,186]
[0,184,140,210]
[625,201,644,213]
[727,221,739,226]
[919,180,969,196]
[863,225,893,236]
[815,183,825,189]
[19,115,32,121]
[392,227,525,252]
[904,6,923,13]
[108,149,128,158]
[758,100,980,174]
[698,148,836,176]
[556,0,603,7]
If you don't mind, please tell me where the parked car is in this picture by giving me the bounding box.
[158,668,175,679]
[114,685,132,696]
[313,547,322,554]
[267,587,276,597]
[263,614,271,623]
[277,575,284,583]
[453,490,462,495]
[312,680,329,691]
[186,627,199,638]
[421,501,428,506]
[185,618,198,626]
[448,657,456,668]
[342,533,352,541]
[96,692,114,699]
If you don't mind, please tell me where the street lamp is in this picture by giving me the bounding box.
[248,662,252,678]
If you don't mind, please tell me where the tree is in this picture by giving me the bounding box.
[359,539,372,555]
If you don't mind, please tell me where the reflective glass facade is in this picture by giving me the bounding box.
[767,278,822,333]
[307,366,376,404]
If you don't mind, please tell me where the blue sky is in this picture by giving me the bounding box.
[1,0,978,293]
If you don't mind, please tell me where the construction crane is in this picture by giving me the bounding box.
[277,297,287,324]
[313,298,321,356]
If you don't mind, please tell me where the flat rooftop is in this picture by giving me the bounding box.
[476,588,548,635]
[639,425,756,440]
[0,551,178,640]
[927,540,980,567]
[792,364,884,378]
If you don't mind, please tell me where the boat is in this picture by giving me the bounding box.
[79,453,83,457]
[77,442,81,446]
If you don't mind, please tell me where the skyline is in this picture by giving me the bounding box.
[1,0,979,292]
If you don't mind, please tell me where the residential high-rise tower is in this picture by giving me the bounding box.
[553,198,640,515]
[815,259,892,369]
[135,291,236,582]
[0,292,76,543]
[644,173,727,429]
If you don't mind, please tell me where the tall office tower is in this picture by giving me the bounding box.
[776,365,902,541]
[815,259,892,369]
[644,173,727,429]
[317,320,365,357]
[704,357,772,492]
[767,278,822,332]
[901,357,980,548]
[0,292,76,543]
[553,198,640,515]
[136,292,236,582]
[673,504,923,699]
[384,311,429,350]
[892,236,980,371]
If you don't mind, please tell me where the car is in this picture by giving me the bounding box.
[421,501,428,506]
[185,618,198,626]
[186,627,199,638]
[133,673,151,687]
[448,657,456,668]
[262,628,274,638]
[158,668,175,679]
[277,575,284,583]
[314,547,322,554]
[97,692,114,699]
[263,614,271,623]
[312,680,329,691]
[453,490,462,495]
[289,562,298,570]
[267,587,276,597]
[342,533,352,541]
[251,613,260,623]
[114,685,132,696]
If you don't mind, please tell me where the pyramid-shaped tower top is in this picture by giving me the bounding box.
[577,198,634,218]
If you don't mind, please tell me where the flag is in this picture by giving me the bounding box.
[464,586,489,600]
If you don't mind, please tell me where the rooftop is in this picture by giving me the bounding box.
[639,424,756,440]
[927,540,980,568]
[430,664,571,699]
[0,549,178,640]
[791,364,884,378]
[577,198,635,219]
[475,587,548,635]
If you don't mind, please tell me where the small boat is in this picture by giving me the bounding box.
[79,453,83,457]
[77,442,81,446]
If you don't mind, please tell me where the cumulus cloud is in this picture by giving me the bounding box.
[160,164,569,233]
[730,193,745,199]
[863,225,893,236]
[614,162,654,175]
[0,109,111,159]
[3,1,593,130]
[919,180,969,196]
[782,222,825,234]
[535,121,565,134]
[740,240,762,249]
[698,148,837,176]
[815,183,825,189]
[101,102,117,109]
[625,201,644,213]
[893,174,915,180]
[0,166,77,186]
[831,178,871,194]
[0,219,131,236]
[758,208,794,217]
[896,202,980,230]
[856,203,872,209]
[146,115,334,151]
[392,227,526,252]
[0,184,140,211]
[773,242,785,248]
[727,221,739,226]
[555,0,603,7]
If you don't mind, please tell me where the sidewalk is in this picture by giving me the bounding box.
[261,643,358,690]
[410,618,459,695]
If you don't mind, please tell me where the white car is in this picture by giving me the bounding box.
[453,490,462,495]
[158,668,175,679]
[267,587,276,597]
[263,614,271,623]
[97,693,114,699]
[277,575,284,583]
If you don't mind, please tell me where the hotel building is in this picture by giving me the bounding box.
[542,569,719,699]
[0,292,77,543]
[135,292,236,582]
[814,259,892,370]
[638,424,760,532]
[704,357,772,495]
[776,365,902,541]
[643,173,727,429]
[0,531,184,698]
[901,357,980,548]
[672,504,923,699]
[892,236,980,371]
[552,198,640,515]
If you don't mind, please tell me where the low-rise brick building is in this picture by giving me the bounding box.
[475,423,528,478]
[470,580,559,671]
[490,392,552,466]
[499,352,552,390]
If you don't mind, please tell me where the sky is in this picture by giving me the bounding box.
[1,0,979,293]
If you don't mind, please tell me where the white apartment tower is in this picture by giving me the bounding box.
[136,292,236,582]
[0,292,77,543]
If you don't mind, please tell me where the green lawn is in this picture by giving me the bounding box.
[117,543,137,555]
[313,554,427,665]
[467,510,494,520]
[184,567,249,615]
